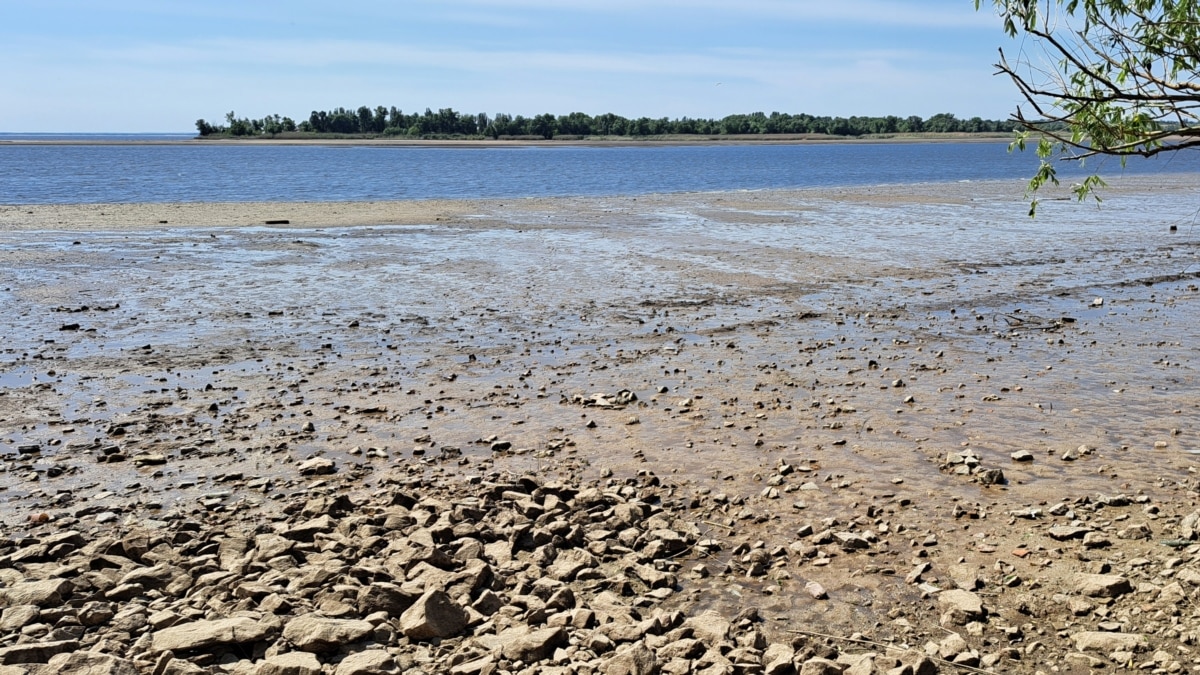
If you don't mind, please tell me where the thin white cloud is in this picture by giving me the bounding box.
[81,37,965,82]
[421,0,997,28]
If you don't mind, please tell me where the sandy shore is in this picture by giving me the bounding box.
[2,174,1194,233]
[2,178,1200,673]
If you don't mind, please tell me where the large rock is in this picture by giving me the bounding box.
[47,651,138,675]
[499,627,569,663]
[763,643,796,675]
[685,610,731,648]
[601,642,656,675]
[334,650,396,675]
[356,582,418,617]
[1072,631,1148,653]
[0,606,39,631]
[1075,574,1132,598]
[282,615,374,653]
[0,579,72,607]
[150,617,276,652]
[937,589,985,624]
[254,652,322,675]
[1179,510,1200,540]
[798,657,842,675]
[0,640,80,665]
[398,590,467,640]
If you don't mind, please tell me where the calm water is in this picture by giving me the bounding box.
[2,140,1199,204]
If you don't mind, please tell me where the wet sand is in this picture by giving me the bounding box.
[2,176,1200,671]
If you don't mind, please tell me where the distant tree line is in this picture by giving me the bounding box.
[196,108,1019,140]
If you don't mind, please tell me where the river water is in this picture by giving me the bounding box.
[3,140,1200,204]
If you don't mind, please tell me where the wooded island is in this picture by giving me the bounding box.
[196,108,1021,140]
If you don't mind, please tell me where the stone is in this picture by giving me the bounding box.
[937,633,969,659]
[449,654,495,675]
[298,457,336,475]
[804,581,828,599]
[398,590,467,640]
[356,582,418,617]
[834,532,870,550]
[334,650,396,675]
[0,640,80,665]
[1048,526,1091,541]
[1180,510,1200,540]
[254,652,323,675]
[937,589,984,623]
[46,651,138,675]
[799,657,842,675]
[685,610,731,647]
[1075,574,1132,598]
[602,642,657,675]
[499,626,569,663]
[150,617,275,652]
[282,515,335,541]
[0,606,39,631]
[1072,631,1148,653]
[763,643,796,675]
[282,615,374,653]
[0,579,71,607]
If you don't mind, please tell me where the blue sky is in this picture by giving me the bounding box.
[2,0,1022,132]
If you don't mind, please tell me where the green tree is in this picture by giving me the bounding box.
[531,113,556,139]
[980,0,1200,214]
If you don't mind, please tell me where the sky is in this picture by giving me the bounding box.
[1,0,1025,133]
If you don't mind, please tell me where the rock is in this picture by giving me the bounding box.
[0,640,80,665]
[602,642,657,675]
[1180,511,1200,540]
[1072,631,1148,653]
[282,615,374,653]
[254,652,323,675]
[1075,574,1132,598]
[892,651,939,675]
[150,617,276,652]
[356,582,418,617]
[499,626,569,663]
[949,563,980,590]
[937,633,969,659]
[1010,450,1034,461]
[1048,525,1091,541]
[763,643,796,675]
[398,590,467,641]
[0,579,71,607]
[46,651,138,675]
[977,468,1005,486]
[804,581,828,599]
[282,515,335,541]
[685,611,731,648]
[799,657,842,675]
[834,532,870,550]
[297,457,336,476]
[334,650,396,675]
[937,589,984,624]
[0,605,39,631]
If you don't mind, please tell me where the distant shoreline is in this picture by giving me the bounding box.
[0,132,1015,147]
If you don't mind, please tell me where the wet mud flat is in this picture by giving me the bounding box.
[1,177,1200,673]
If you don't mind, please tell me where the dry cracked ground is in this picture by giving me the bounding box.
[1,178,1200,674]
